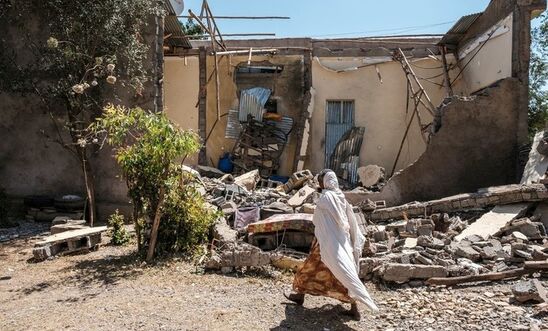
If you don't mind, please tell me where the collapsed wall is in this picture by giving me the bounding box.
[347,78,521,207]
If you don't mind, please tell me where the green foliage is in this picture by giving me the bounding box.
[180,19,205,38]
[529,12,548,139]
[0,187,10,228]
[93,105,210,256]
[156,173,219,255]
[107,210,130,245]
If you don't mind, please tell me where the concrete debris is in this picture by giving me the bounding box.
[359,184,548,222]
[191,163,547,287]
[357,165,385,188]
[287,185,316,207]
[377,263,447,283]
[205,242,272,271]
[512,279,547,304]
[521,131,548,185]
[33,226,107,261]
[455,204,530,241]
[234,169,260,192]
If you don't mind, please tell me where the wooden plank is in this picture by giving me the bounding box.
[35,226,107,247]
[521,131,548,184]
[454,203,529,241]
[426,268,532,286]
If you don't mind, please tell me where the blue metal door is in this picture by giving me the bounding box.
[325,100,355,168]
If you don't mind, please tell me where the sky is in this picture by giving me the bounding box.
[181,0,493,39]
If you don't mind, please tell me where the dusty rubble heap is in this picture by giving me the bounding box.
[195,151,547,300]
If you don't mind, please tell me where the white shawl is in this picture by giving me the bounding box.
[312,171,379,312]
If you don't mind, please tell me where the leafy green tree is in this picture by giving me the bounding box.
[529,12,548,138]
[93,105,215,261]
[180,19,205,38]
[0,0,159,225]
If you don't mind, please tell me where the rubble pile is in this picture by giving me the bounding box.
[358,193,548,285]
[195,161,547,295]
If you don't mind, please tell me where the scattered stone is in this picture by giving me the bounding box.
[378,263,447,283]
[512,279,547,304]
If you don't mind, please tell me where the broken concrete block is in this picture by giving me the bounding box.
[50,223,88,234]
[455,204,530,241]
[196,165,225,178]
[359,257,384,278]
[300,203,316,214]
[234,170,260,191]
[512,279,548,303]
[287,185,315,207]
[511,231,529,241]
[403,238,417,249]
[417,236,445,249]
[213,217,238,242]
[521,131,548,185]
[500,218,546,240]
[33,226,107,261]
[372,230,388,242]
[417,224,433,237]
[357,165,385,188]
[378,263,447,283]
[455,243,481,262]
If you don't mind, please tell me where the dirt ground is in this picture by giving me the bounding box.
[1,226,547,331]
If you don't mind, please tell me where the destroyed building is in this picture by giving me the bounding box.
[0,0,544,217]
[163,0,546,208]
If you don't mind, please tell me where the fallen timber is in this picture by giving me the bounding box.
[426,260,548,286]
[361,184,548,222]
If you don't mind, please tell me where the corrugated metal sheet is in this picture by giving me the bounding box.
[225,109,242,139]
[341,156,360,185]
[328,127,365,186]
[325,101,355,167]
[163,1,192,49]
[438,13,482,46]
[238,88,271,122]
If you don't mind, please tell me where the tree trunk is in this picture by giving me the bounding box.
[146,185,166,262]
[79,148,97,227]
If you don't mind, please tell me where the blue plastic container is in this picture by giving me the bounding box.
[218,153,234,173]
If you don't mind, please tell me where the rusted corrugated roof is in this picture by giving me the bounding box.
[438,13,482,47]
[163,0,192,49]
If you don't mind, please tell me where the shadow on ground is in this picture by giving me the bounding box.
[59,251,144,287]
[271,303,356,331]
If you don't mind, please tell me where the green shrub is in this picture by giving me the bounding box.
[107,210,130,245]
[155,173,219,256]
[93,105,210,259]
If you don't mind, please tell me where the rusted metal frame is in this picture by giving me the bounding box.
[439,45,454,97]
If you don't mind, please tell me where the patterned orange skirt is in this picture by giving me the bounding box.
[292,239,354,303]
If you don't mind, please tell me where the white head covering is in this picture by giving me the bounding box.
[323,171,340,192]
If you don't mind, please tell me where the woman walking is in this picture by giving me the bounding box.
[284,170,378,320]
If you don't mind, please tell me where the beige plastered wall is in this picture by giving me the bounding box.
[163,56,200,165]
[452,13,513,94]
[305,57,456,174]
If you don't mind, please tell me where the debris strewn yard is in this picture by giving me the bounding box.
[1,228,546,331]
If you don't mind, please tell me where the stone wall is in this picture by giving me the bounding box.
[0,4,160,220]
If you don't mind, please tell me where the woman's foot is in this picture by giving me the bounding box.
[342,303,361,321]
[283,291,305,305]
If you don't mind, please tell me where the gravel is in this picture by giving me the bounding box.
[0,225,547,331]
